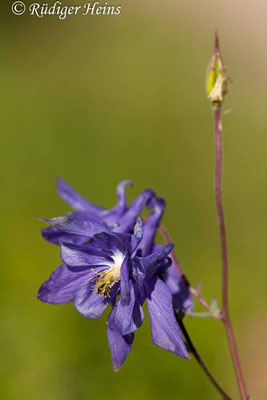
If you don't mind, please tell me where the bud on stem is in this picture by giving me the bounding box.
[206,33,228,107]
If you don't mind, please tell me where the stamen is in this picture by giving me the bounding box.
[91,250,125,298]
[93,267,121,297]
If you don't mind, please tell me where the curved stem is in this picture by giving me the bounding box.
[214,106,248,400]
[176,315,232,400]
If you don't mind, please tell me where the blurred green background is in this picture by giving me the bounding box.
[1,1,266,399]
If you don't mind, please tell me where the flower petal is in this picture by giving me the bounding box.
[73,279,114,319]
[115,280,144,335]
[141,243,174,278]
[116,180,133,210]
[61,242,113,271]
[57,177,103,213]
[109,218,143,254]
[146,278,190,359]
[92,231,126,254]
[70,211,104,224]
[107,305,134,371]
[130,217,143,252]
[101,181,133,225]
[117,189,155,233]
[39,216,109,237]
[132,301,145,330]
[41,226,87,246]
[132,258,146,303]
[120,256,131,306]
[37,264,86,304]
[164,260,193,312]
[139,197,165,256]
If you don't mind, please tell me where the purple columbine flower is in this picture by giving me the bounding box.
[38,179,193,370]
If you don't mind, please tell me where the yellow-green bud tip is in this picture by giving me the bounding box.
[206,32,228,107]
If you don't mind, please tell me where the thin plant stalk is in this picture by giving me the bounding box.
[160,33,249,399]
[213,106,248,400]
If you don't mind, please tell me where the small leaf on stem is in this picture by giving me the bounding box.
[210,297,221,315]
[186,311,214,319]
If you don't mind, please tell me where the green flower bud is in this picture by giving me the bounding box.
[206,33,228,107]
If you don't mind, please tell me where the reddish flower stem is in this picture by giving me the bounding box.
[214,106,248,400]
[158,106,248,399]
